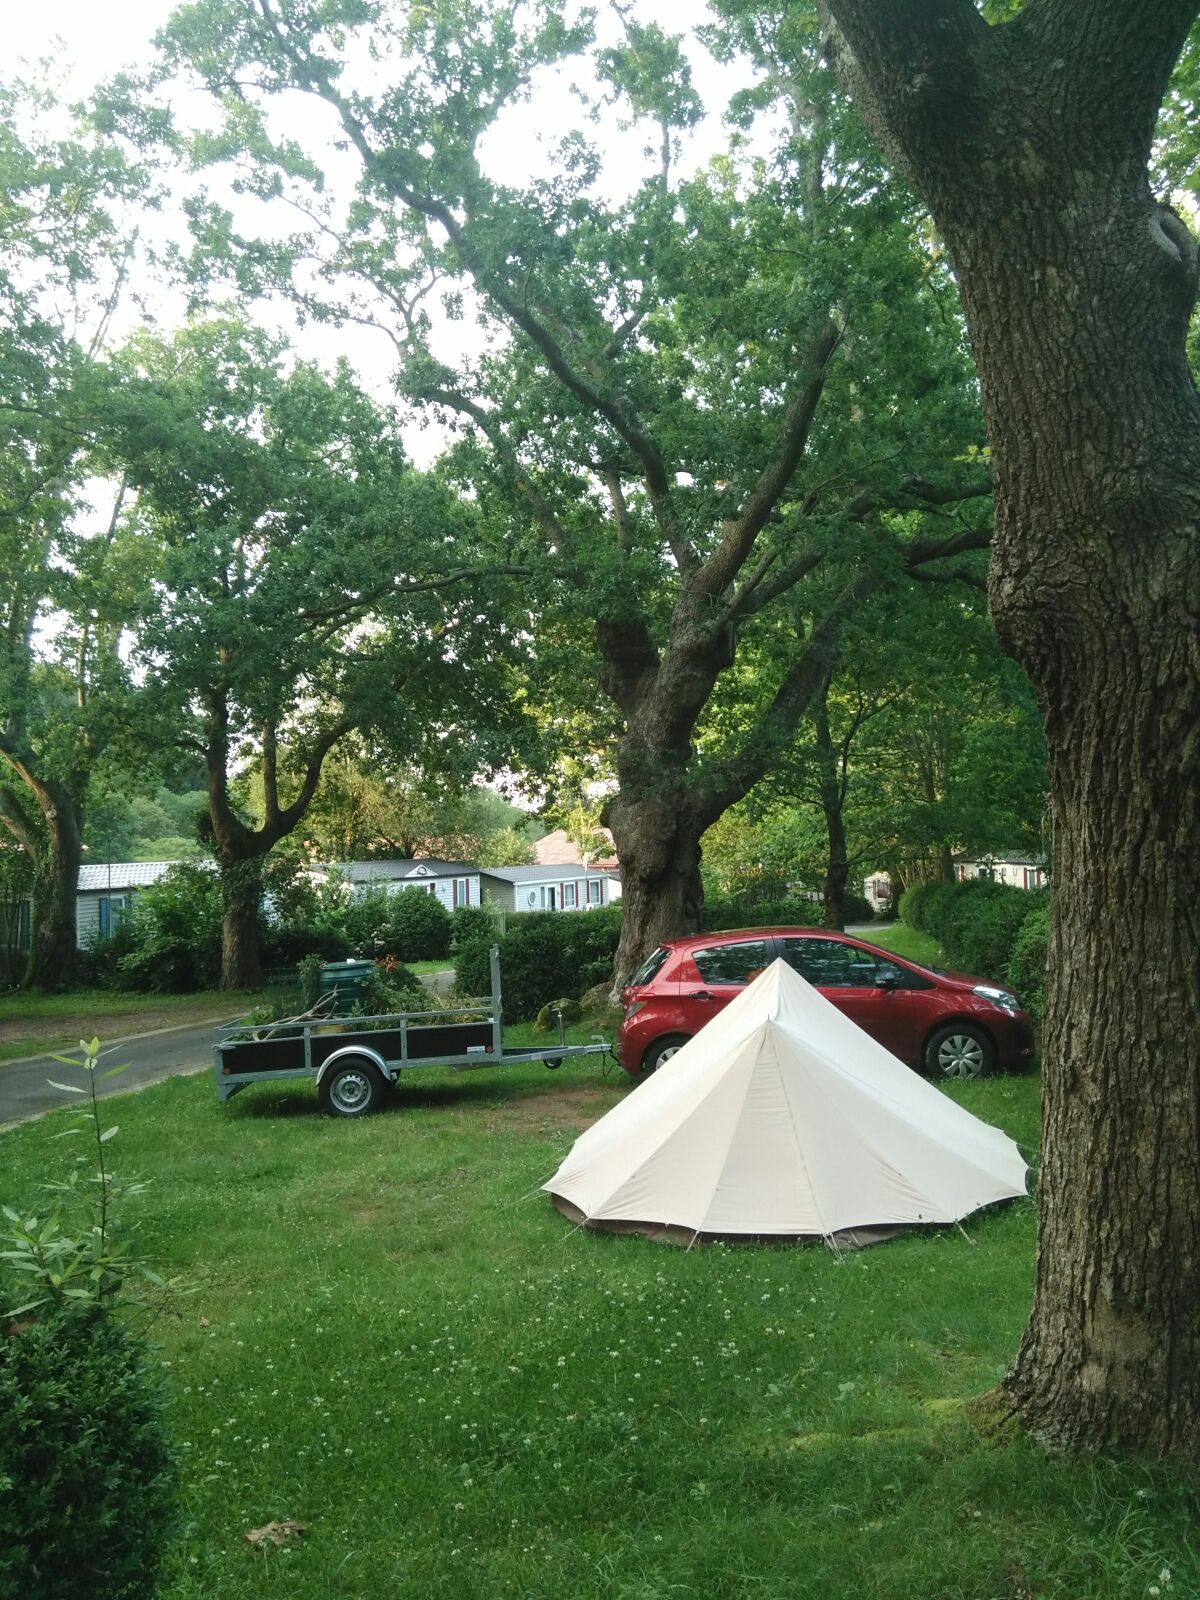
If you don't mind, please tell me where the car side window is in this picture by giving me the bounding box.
[778,937,886,988]
[693,940,769,985]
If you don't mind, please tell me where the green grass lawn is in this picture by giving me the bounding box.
[858,922,948,968]
[2,1049,1195,1599]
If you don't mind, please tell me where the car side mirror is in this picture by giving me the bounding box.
[875,969,900,990]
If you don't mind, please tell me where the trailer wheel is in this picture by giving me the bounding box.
[542,1057,563,1071]
[320,1058,388,1118]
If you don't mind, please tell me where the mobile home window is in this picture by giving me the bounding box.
[455,877,469,907]
[587,879,603,905]
[98,895,128,937]
[562,882,577,909]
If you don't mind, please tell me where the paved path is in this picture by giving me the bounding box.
[0,1020,223,1129]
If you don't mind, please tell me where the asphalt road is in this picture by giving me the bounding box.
[0,1021,222,1129]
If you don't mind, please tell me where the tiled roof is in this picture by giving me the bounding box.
[77,861,193,892]
[531,828,619,869]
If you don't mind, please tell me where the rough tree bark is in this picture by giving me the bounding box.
[822,0,1200,1457]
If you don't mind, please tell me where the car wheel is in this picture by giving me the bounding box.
[641,1034,691,1075]
[320,1058,388,1117]
[923,1024,994,1081]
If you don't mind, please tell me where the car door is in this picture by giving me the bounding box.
[775,936,918,1062]
[680,939,772,1032]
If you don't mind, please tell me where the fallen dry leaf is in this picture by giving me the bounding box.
[244,1520,308,1548]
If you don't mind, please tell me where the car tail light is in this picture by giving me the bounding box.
[624,1000,647,1019]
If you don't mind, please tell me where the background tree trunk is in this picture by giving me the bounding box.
[822,0,1200,1456]
[218,854,265,991]
[26,787,81,990]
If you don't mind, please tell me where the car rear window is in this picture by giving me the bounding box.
[693,940,769,985]
[629,946,671,986]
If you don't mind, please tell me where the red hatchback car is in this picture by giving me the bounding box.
[617,928,1036,1080]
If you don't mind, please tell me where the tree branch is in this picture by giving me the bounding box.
[693,323,841,604]
[251,0,696,573]
[698,570,880,824]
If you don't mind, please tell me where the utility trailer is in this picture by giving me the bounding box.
[213,946,609,1116]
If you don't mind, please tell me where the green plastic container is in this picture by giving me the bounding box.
[317,959,375,1012]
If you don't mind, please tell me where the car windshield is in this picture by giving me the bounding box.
[629,946,670,986]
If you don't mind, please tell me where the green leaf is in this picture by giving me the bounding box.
[100,1063,130,1080]
[45,1080,87,1095]
[99,1126,119,1143]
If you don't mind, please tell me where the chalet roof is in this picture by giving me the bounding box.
[532,827,620,869]
[77,861,192,892]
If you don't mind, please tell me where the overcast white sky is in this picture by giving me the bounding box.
[6,0,762,458]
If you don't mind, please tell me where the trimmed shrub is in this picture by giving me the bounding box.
[386,887,452,960]
[900,877,1050,989]
[1006,899,1051,1020]
[899,880,957,937]
[0,1309,178,1600]
[343,886,452,961]
[451,902,501,951]
[938,882,1046,979]
[844,891,875,924]
[453,936,493,998]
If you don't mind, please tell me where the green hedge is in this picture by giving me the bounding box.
[702,896,826,932]
[899,877,1050,1018]
[1006,899,1050,1020]
[455,906,623,1020]
[0,1309,178,1600]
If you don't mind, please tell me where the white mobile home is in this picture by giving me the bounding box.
[324,859,483,912]
[478,864,620,914]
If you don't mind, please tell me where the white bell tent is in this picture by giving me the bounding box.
[545,958,1027,1247]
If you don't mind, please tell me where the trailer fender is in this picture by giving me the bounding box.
[316,1044,391,1086]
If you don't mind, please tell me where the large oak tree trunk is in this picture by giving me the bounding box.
[218,854,266,991]
[26,784,82,991]
[822,0,1200,1455]
[605,788,704,992]
[955,145,1200,1464]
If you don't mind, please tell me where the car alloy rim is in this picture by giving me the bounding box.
[331,1070,372,1112]
[654,1044,682,1068]
[938,1034,985,1079]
